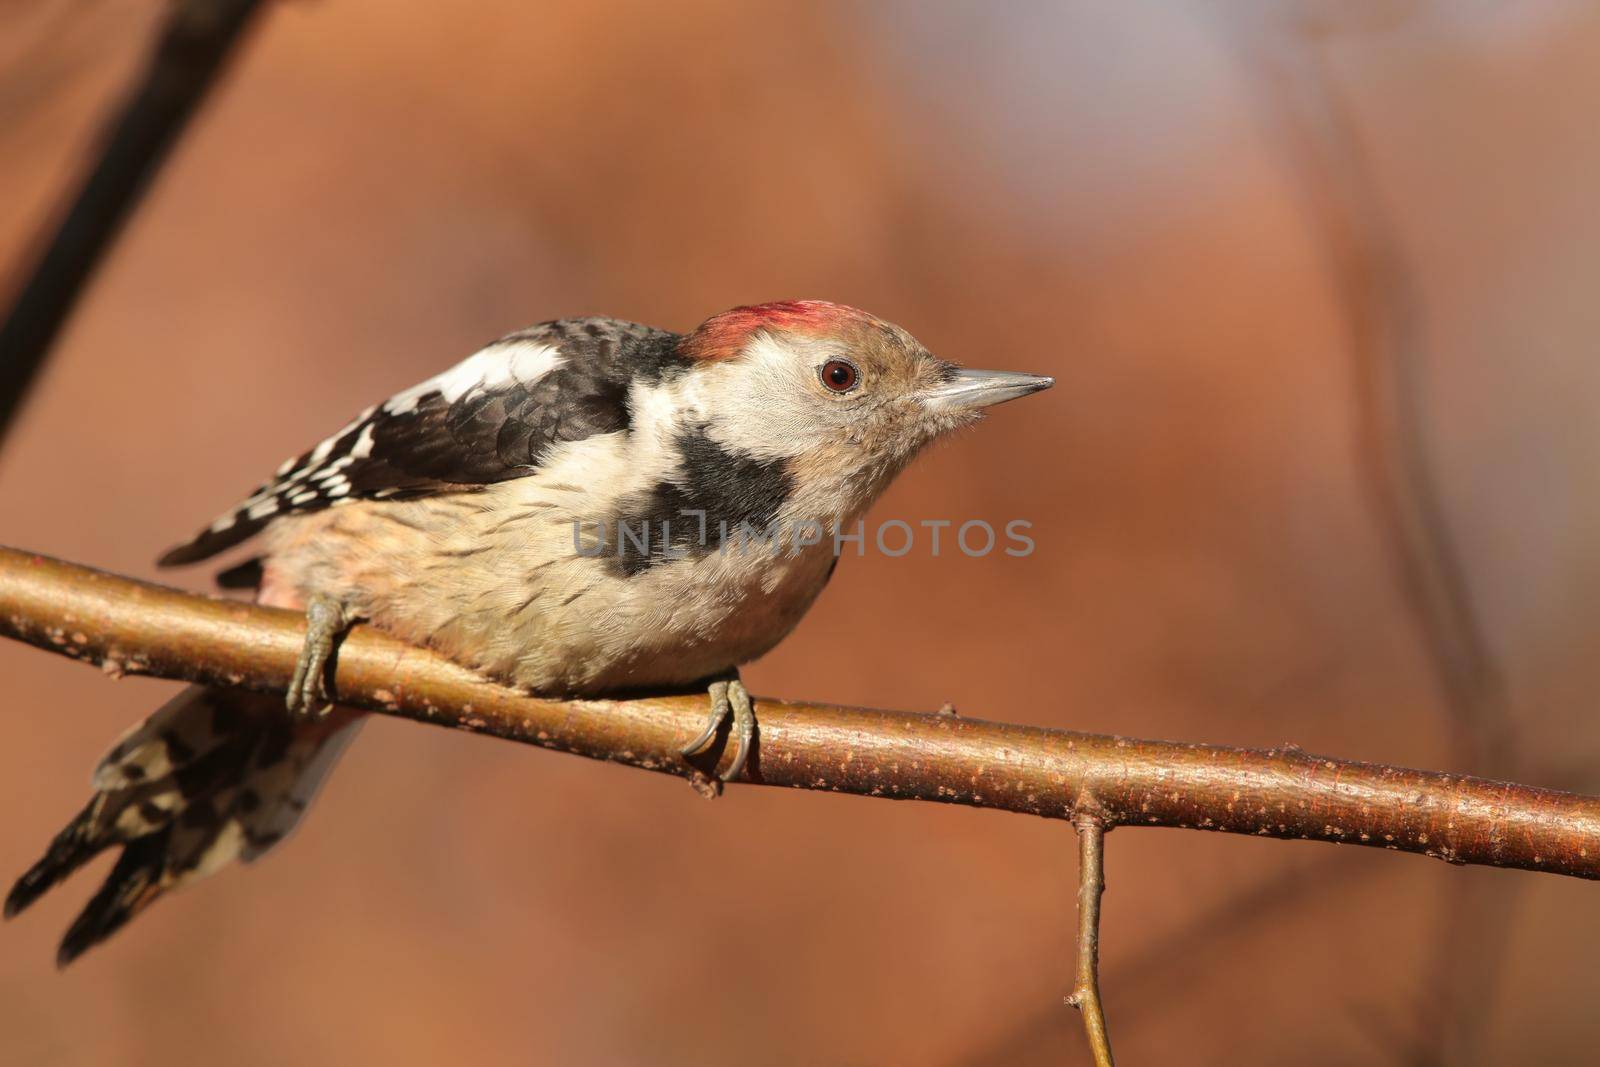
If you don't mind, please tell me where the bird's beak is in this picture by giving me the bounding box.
[920,368,1055,412]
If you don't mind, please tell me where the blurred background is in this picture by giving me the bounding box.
[3,1,1599,1063]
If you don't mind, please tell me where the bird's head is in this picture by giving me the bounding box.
[681,301,1053,449]
[676,300,1052,516]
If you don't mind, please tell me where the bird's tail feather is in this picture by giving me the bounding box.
[6,685,360,965]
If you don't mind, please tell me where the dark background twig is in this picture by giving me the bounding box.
[0,0,263,451]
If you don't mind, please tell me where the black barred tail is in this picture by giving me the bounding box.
[6,686,359,966]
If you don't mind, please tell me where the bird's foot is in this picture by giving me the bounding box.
[285,595,349,719]
[681,673,756,785]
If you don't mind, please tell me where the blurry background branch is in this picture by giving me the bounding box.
[0,0,264,452]
[3,544,1599,882]
[1222,11,1519,1062]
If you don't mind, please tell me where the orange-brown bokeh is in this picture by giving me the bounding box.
[4,2,1599,1063]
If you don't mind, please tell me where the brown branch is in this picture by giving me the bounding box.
[3,545,1600,880]
[1065,816,1114,1067]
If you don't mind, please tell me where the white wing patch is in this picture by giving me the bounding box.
[181,341,565,540]
[156,322,662,569]
[383,340,563,415]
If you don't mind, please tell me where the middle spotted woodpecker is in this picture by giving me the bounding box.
[7,300,1052,963]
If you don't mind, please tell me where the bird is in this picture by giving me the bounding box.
[5,299,1052,964]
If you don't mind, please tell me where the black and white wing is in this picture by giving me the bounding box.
[159,317,687,566]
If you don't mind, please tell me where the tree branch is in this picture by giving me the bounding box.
[1065,815,1114,1067]
[3,544,1600,881]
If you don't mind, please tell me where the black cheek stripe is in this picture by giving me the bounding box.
[605,427,795,577]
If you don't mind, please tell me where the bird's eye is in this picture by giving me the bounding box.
[819,359,859,393]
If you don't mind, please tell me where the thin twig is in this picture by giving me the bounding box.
[958,853,1364,1067]
[4,547,1600,882]
[0,0,265,450]
[1065,815,1114,1067]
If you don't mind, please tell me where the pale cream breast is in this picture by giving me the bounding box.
[258,474,841,696]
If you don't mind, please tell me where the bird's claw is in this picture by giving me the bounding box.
[285,596,347,719]
[681,675,756,783]
[681,679,730,756]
